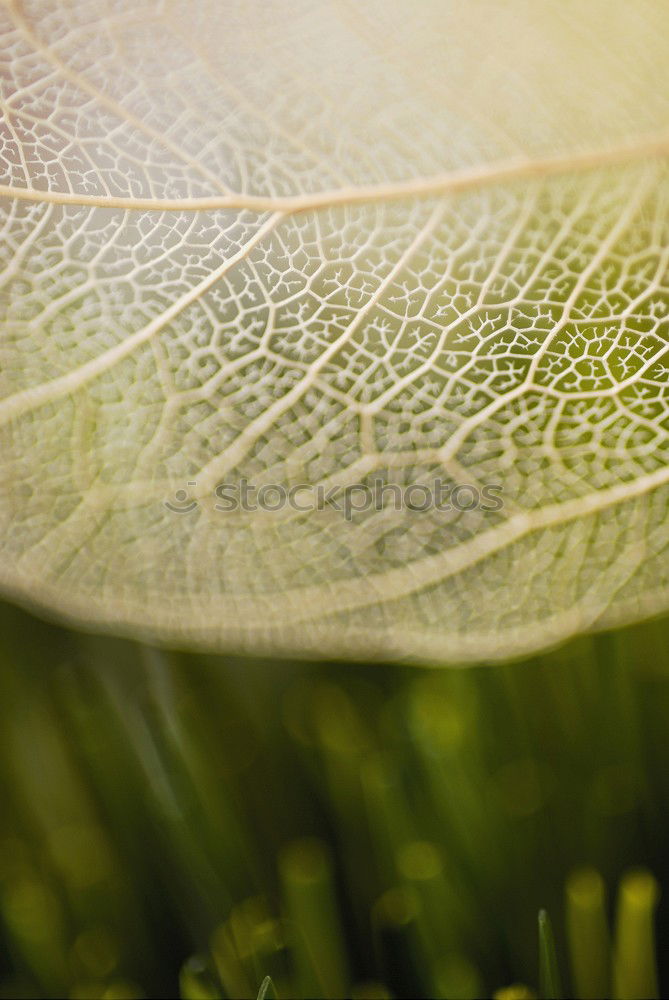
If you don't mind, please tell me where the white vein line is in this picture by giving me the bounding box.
[4,0,233,197]
[431,173,654,466]
[1,129,669,214]
[366,191,540,415]
[192,203,446,493]
[0,212,283,427]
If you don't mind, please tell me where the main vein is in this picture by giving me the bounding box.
[1,129,669,215]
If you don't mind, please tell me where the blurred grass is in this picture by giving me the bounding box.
[0,599,667,998]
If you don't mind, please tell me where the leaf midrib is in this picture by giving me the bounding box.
[1,128,669,215]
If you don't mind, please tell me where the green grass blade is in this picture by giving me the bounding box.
[565,867,610,999]
[613,869,659,1000]
[538,909,562,1000]
[256,975,278,1000]
[279,838,348,999]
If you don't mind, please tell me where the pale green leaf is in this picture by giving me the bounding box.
[2,1,669,662]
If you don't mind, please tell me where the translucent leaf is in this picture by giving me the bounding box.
[2,1,669,662]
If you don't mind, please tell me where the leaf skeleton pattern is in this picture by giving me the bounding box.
[1,0,669,662]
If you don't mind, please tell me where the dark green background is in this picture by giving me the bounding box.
[0,598,667,998]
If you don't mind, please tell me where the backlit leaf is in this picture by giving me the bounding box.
[2,1,669,662]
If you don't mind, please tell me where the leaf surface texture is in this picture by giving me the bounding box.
[2,0,669,661]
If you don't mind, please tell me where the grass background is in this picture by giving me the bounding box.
[0,598,667,998]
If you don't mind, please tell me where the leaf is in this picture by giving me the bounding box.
[1,0,669,663]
